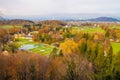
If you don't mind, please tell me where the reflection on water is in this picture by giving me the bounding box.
[19,44,45,50]
[19,44,35,50]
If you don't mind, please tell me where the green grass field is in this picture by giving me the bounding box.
[30,44,54,55]
[15,38,36,47]
[72,26,105,34]
[111,42,120,54]
[0,25,22,29]
[112,26,120,29]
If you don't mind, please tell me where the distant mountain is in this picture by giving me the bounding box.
[0,16,5,21]
[0,19,34,25]
[86,17,120,22]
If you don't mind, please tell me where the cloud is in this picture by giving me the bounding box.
[0,0,120,16]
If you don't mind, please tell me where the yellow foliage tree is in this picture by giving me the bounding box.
[60,39,78,56]
[94,34,99,41]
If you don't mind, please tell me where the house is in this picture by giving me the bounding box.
[14,33,25,39]
[2,50,9,56]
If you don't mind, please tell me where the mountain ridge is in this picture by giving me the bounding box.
[0,19,34,25]
[0,16,5,21]
[86,17,120,22]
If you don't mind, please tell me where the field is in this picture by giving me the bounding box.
[15,38,36,47]
[0,25,22,29]
[112,26,120,29]
[72,26,105,33]
[15,38,54,55]
[30,44,54,55]
[111,42,120,54]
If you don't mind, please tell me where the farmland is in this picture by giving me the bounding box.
[72,26,105,33]
[112,26,120,29]
[0,25,22,29]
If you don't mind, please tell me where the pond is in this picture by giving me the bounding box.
[16,38,55,55]
[19,44,45,51]
[18,41,55,55]
[19,44,36,50]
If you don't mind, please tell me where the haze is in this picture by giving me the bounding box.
[0,0,120,16]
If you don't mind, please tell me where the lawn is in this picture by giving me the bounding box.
[72,26,105,34]
[0,25,22,29]
[15,38,36,47]
[112,26,120,29]
[111,42,120,54]
[30,44,54,55]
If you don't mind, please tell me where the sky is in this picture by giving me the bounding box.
[0,0,120,18]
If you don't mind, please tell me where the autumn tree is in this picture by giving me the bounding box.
[113,51,120,80]
[60,39,79,56]
[64,54,94,80]
[78,38,87,54]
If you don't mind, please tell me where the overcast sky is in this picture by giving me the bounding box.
[0,0,120,16]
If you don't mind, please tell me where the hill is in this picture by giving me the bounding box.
[36,20,67,26]
[0,16,5,21]
[86,17,120,22]
[0,19,34,25]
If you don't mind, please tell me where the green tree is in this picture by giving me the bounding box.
[113,51,120,80]
[105,30,110,37]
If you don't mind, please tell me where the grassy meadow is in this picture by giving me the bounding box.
[72,26,105,33]
[30,44,54,55]
[112,26,120,29]
[0,25,22,29]
[111,42,120,54]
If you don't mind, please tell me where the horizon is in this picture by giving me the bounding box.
[2,13,120,21]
